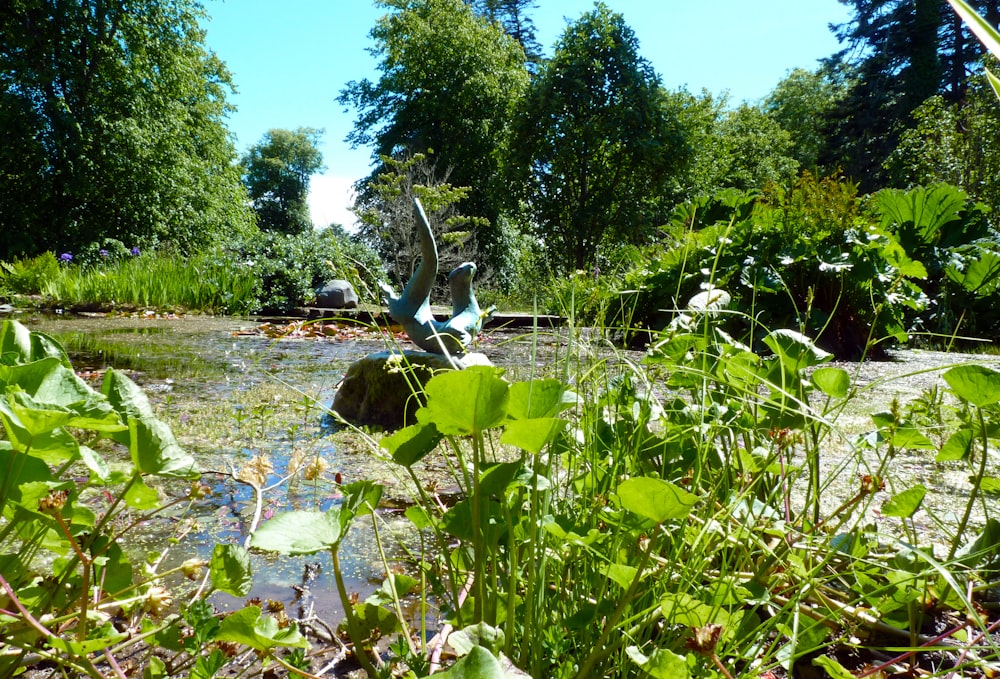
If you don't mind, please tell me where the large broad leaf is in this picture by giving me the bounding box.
[506,379,576,419]
[419,367,509,435]
[616,477,699,523]
[882,485,927,518]
[381,421,442,466]
[0,320,70,367]
[938,428,974,461]
[876,184,967,249]
[0,398,81,464]
[625,646,689,679]
[943,364,1000,406]
[811,367,850,399]
[102,369,196,477]
[210,544,253,597]
[499,417,566,454]
[763,329,832,375]
[419,646,507,679]
[947,249,1000,295]
[215,605,309,651]
[251,508,346,555]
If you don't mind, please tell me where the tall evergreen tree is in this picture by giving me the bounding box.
[468,0,542,68]
[0,0,253,259]
[824,0,998,189]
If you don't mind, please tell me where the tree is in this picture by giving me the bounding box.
[0,0,254,260]
[885,82,1000,211]
[338,0,528,275]
[510,3,688,273]
[355,152,479,295]
[241,127,324,235]
[823,0,998,189]
[712,105,800,191]
[468,0,542,69]
[763,67,847,172]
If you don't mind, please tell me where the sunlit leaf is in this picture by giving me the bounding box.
[506,379,576,419]
[882,485,926,518]
[381,421,441,466]
[763,329,832,373]
[123,475,160,510]
[251,509,345,555]
[420,366,508,435]
[937,428,973,461]
[419,645,507,679]
[811,367,850,398]
[625,646,689,679]
[617,477,698,523]
[215,605,309,651]
[812,655,857,679]
[943,364,1000,406]
[499,417,566,454]
[603,564,637,590]
[210,544,253,597]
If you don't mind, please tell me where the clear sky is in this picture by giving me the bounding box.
[203,0,853,229]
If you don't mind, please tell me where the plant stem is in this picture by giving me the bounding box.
[949,407,990,560]
[331,547,378,678]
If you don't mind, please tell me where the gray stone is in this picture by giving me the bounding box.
[330,350,491,430]
[314,279,359,309]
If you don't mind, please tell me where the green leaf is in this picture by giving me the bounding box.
[123,475,161,510]
[625,646,689,679]
[616,477,698,523]
[882,485,926,518]
[420,366,509,435]
[128,417,198,478]
[763,329,832,373]
[603,563,638,590]
[143,656,167,679]
[937,428,973,461]
[506,379,576,419]
[978,476,1000,495]
[381,421,441,466]
[479,462,522,497]
[215,605,309,651]
[499,417,566,454]
[810,367,850,398]
[419,645,507,679]
[210,544,253,597]
[946,0,1000,59]
[251,509,346,555]
[447,623,505,657]
[812,655,856,679]
[943,364,1000,406]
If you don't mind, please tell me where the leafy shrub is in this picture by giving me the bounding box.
[0,251,61,295]
[606,176,999,358]
[230,227,384,313]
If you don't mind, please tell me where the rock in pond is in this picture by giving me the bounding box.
[314,279,359,309]
[330,350,492,430]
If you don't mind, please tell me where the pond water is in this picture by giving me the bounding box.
[20,311,588,620]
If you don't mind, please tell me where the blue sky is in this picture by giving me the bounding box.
[203,0,853,229]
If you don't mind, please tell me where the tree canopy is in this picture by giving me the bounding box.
[510,3,688,273]
[241,127,325,235]
[338,0,529,275]
[0,0,253,259]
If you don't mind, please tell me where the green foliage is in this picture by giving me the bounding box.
[885,85,1000,212]
[339,0,528,275]
[0,252,60,295]
[0,0,254,260]
[241,127,325,235]
[710,104,800,191]
[597,175,1000,354]
[763,67,847,171]
[232,227,384,313]
[356,152,480,291]
[318,314,1000,677]
[510,2,688,273]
